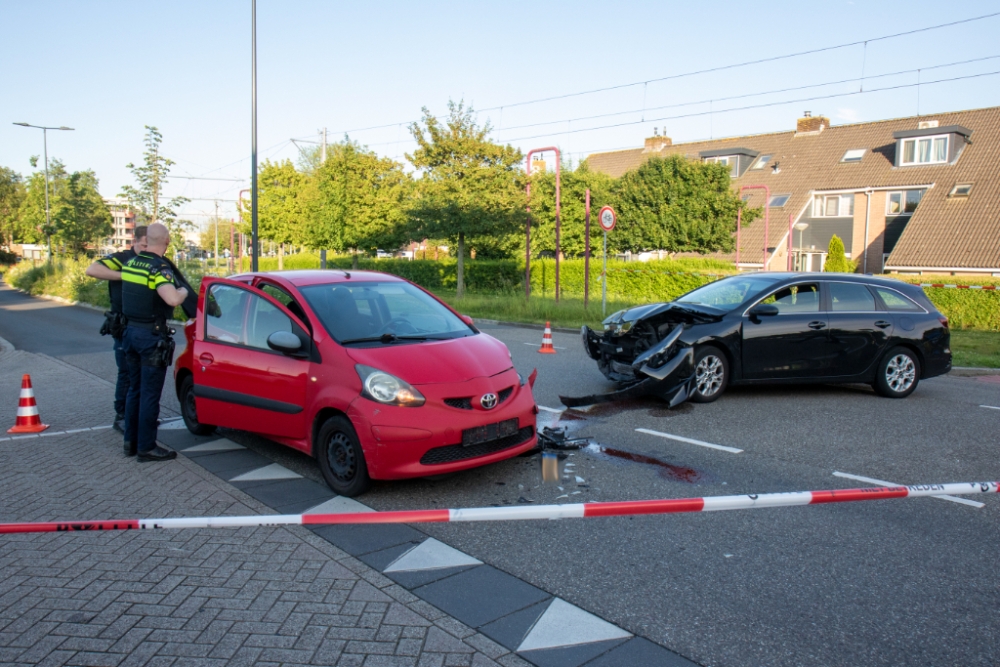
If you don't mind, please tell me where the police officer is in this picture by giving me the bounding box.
[121,223,188,462]
[85,226,148,432]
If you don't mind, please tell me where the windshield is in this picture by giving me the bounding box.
[676,275,783,311]
[300,281,473,344]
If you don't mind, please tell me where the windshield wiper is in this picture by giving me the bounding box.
[340,333,429,345]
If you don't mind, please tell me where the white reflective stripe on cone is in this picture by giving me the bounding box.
[17,407,39,417]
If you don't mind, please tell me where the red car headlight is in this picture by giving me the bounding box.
[355,365,425,407]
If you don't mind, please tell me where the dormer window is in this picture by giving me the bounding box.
[892,125,971,167]
[813,194,854,218]
[698,147,759,178]
[901,135,948,165]
[841,149,865,163]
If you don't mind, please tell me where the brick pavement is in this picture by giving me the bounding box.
[0,343,531,667]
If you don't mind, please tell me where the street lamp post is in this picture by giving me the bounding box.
[794,222,809,271]
[13,123,74,263]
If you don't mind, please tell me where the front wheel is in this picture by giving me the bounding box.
[317,416,372,497]
[689,346,729,403]
[180,375,216,436]
[874,347,920,398]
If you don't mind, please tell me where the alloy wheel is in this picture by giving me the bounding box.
[326,432,356,481]
[696,355,724,397]
[885,354,916,393]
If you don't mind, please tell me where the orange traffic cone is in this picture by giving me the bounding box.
[538,322,556,354]
[7,374,49,434]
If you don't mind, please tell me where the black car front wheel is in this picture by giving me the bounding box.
[874,347,920,398]
[317,416,372,497]
[689,346,729,403]
[180,375,216,436]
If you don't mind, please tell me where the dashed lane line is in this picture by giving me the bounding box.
[635,428,743,454]
[980,405,1000,411]
[0,425,113,443]
[833,471,985,508]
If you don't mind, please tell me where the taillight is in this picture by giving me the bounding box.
[938,316,949,328]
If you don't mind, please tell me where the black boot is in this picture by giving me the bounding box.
[113,413,125,434]
[137,445,177,462]
[124,441,137,457]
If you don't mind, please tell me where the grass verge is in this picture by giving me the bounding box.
[430,290,640,330]
[950,330,1000,368]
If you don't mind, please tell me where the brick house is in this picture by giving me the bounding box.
[586,107,1000,276]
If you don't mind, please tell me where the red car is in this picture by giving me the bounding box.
[173,270,539,496]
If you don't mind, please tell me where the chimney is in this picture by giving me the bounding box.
[796,111,829,135]
[643,131,672,152]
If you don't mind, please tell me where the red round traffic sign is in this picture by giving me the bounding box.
[598,206,616,232]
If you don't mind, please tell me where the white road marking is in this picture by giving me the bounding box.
[537,406,564,413]
[635,428,743,454]
[384,538,482,573]
[304,496,373,514]
[183,439,244,453]
[980,405,1000,411]
[229,463,302,482]
[832,471,984,508]
[0,425,112,443]
[518,598,631,652]
[523,342,566,350]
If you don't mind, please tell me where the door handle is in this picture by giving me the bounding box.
[875,320,892,329]
[198,353,215,366]
[807,321,826,330]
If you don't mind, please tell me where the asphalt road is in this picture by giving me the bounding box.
[2,280,998,667]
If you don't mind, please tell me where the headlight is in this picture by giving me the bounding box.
[614,320,635,336]
[355,365,425,407]
[602,310,624,330]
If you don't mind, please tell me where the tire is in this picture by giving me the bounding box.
[180,375,216,436]
[874,347,920,398]
[689,346,729,403]
[316,416,372,497]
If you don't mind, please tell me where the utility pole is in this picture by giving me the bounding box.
[214,200,220,271]
[320,127,327,269]
[250,0,259,272]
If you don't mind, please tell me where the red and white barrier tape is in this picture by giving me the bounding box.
[918,283,997,290]
[0,482,995,535]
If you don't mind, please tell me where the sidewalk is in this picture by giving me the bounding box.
[0,342,530,666]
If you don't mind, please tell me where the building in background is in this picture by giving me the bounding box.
[586,106,1000,276]
[102,198,136,253]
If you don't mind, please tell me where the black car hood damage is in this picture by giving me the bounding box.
[605,302,723,327]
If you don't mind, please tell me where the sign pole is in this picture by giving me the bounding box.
[602,230,607,317]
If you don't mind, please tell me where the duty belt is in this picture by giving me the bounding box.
[128,319,170,333]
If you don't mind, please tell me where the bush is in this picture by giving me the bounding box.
[824,235,856,272]
[887,274,1000,331]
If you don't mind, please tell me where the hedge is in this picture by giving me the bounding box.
[5,256,998,331]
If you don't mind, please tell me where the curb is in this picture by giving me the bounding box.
[948,366,1000,377]
[475,318,583,335]
[9,287,187,326]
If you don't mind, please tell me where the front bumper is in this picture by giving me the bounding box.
[349,368,538,480]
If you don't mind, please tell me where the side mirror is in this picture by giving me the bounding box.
[459,314,474,326]
[267,330,304,356]
[750,303,779,317]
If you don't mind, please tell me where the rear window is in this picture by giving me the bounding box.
[874,287,923,312]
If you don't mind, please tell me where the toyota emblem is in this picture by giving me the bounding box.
[480,393,498,410]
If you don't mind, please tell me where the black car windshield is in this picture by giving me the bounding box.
[300,281,473,344]
[676,275,784,311]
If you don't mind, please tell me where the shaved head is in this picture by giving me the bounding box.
[145,223,170,256]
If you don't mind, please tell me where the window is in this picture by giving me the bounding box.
[813,194,855,217]
[829,283,876,311]
[874,287,922,312]
[900,135,948,165]
[705,155,738,176]
[768,194,790,207]
[751,154,772,170]
[949,184,973,197]
[886,190,923,215]
[245,294,293,350]
[841,149,866,163]
[259,283,309,326]
[761,283,820,313]
[205,284,250,344]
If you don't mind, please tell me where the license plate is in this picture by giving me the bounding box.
[462,418,518,447]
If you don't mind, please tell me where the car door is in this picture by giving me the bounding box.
[742,282,832,379]
[825,281,893,377]
[193,278,310,439]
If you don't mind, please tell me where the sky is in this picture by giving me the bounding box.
[3,0,1000,228]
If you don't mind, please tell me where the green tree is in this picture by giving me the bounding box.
[53,171,112,257]
[120,126,190,243]
[256,159,310,269]
[309,139,411,267]
[407,101,526,297]
[611,155,756,254]
[0,167,26,250]
[199,217,240,257]
[823,234,856,272]
[524,161,616,259]
[19,161,69,249]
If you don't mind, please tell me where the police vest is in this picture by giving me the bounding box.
[122,252,177,324]
[97,248,137,313]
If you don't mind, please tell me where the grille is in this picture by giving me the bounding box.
[497,386,514,405]
[444,397,473,410]
[420,426,535,465]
